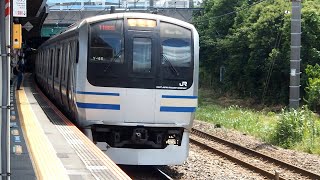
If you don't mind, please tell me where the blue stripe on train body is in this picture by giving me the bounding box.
[76,91,120,110]
[76,91,120,96]
[76,102,120,110]
[160,95,198,112]
[75,92,197,112]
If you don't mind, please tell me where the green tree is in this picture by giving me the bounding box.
[305,64,320,112]
[194,0,320,105]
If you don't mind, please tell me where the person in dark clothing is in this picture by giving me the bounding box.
[16,56,24,90]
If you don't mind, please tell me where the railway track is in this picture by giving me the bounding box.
[191,128,320,180]
[154,167,174,180]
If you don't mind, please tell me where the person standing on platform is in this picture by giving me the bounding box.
[16,56,24,90]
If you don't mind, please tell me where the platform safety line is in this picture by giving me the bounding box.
[16,89,70,180]
[35,85,131,180]
[54,124,113,180]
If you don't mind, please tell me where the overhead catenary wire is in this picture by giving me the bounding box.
[94,5,109,16]
[60,0,114,24]
[261,22,284,103]
[67,0,92,23]
[213,0,268,19]
[261,1,291,103]
[58,0,81,24]
[194,0,269,24]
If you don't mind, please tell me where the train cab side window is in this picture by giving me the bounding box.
[160,22,192,68]
[89,20,124,64]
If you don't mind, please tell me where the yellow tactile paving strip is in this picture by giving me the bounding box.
[36,85,131,180]
[17,89,70,180]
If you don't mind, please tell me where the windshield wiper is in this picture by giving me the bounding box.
[104,49,123,73]
[161,53,179,76]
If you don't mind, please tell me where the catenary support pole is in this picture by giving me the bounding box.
[1,0,11,179]
[289,0,302,109]
[0,0,4,177]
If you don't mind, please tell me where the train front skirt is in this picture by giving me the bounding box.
[96,131,190,165]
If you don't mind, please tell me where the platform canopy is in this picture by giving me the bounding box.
[16,0,48,48]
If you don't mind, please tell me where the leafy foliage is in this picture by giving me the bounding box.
[305,64,320,111]
[194,0,320,104]
[196,89,320,154]
[270,106,319,151]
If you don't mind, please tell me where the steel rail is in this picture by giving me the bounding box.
[191,128,320,180]
[154,167,174,180]
[189,138,284,180]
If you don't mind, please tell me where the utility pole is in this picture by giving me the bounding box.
[289,0,302,109]
[0,0,11,179]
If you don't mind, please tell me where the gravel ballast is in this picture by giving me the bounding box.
[162,120,320,179]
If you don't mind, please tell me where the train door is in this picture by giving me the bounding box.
[67,40,77,120]
[69,41,78,120]
[123,30,159,123]
[60,44,67,108]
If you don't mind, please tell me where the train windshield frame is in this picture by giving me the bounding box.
[87,18,194,90]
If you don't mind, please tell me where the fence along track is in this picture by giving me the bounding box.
[191,128,320,180]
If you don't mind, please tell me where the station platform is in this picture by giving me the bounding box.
[10,74,131,180]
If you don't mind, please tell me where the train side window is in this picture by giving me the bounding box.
[68,41,74,80]
[37,53,39,73]
[64,44,70,81]
[56,48,61,78]
[71,41,76,63]
[40,53,42,74]
[76,41,79,63]
[45,51,47,74]
[38,53,41,74]
[36,55,38,73]
[50,49,54,76]
[63,45,66,79]
[44,50,50,77]
[40,52,42,74]
[60,46,64,80]
[132,38,152,73]
[45,50,48,75]
[41,51,44,74]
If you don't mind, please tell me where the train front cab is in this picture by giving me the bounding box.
[75,14,199,165]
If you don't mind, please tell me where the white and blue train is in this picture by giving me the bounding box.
[35,13,199,165]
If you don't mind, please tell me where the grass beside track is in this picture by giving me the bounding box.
[196,89,320,155]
